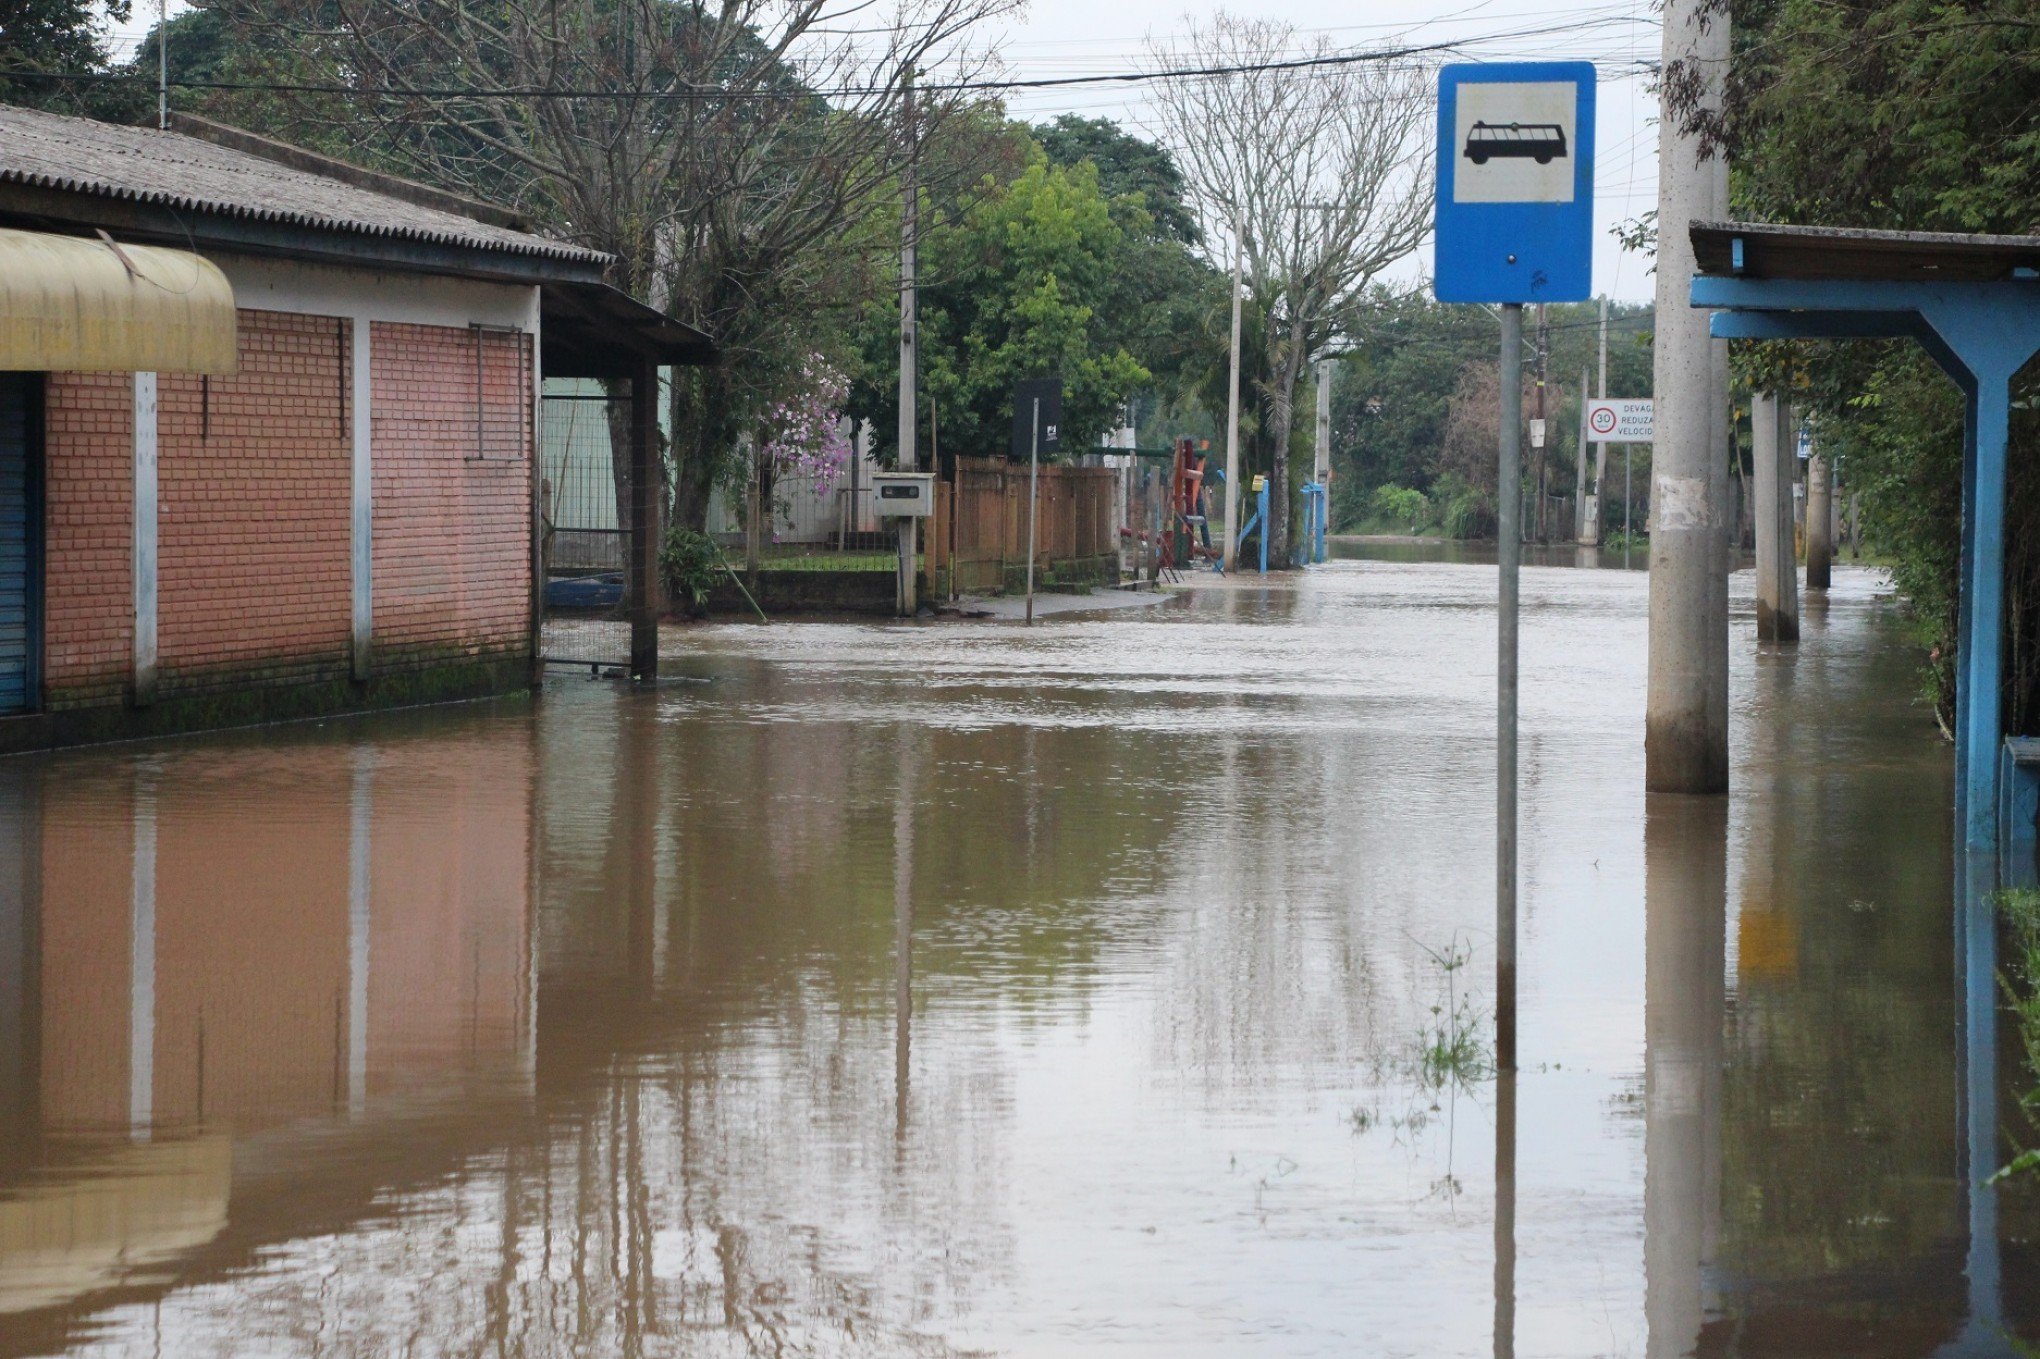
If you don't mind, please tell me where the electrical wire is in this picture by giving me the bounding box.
[0,12,1659,103]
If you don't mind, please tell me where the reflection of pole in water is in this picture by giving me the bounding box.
[347,748,373,1119]
[129,761,160,1141]
[1956,855,2003,1341]
[1643,795,1725,1359]
[894,731,918,1157]
[1492,1067,1516,1359]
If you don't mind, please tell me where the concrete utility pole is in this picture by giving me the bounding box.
[1751,392,1799,641]
[1314,360,1333,486]
[896,69,918,617]
[1222,220,1245,571]
[1646,0,1731,794]
[1573,367,1591,542]
[1806,443,1833,590]
[157,0,169,130]
[1497,303,1522,1076]
[1590,296,1609,545]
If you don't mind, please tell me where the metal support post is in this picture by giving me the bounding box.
[1025,397,1040,624]
[1497,302,1521,1074]
[628,356,661,681]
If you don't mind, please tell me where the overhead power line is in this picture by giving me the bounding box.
[0,15,1656,104]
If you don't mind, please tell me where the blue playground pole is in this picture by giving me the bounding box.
[1300,481,1328,564]
[1257,478,1270,574]
[1232,477,1271,574]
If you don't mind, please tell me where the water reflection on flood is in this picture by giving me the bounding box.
[0,556,2032,1356]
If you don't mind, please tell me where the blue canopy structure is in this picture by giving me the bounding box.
[1690,220,2040,858]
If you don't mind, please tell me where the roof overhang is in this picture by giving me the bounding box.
[0,226,237,374]
[540,282,717,377]
[1692,220,2040,283]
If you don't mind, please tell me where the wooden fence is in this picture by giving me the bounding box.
[927,457,1119,596]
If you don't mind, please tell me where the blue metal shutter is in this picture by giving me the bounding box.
[0,377,35,715]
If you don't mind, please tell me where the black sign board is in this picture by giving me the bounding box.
[1010,379,1063,460]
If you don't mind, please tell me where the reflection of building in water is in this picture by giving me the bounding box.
[0,724,534,1327]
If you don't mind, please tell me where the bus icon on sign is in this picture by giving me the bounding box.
[1465,121,1568,166]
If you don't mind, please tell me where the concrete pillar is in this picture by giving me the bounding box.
[1645,0,1731,793]
[628,357,661,680]
[1751,393,1799,641]
[132,372,158,707]
[1805,449,1833,591]
[351,321,373,682]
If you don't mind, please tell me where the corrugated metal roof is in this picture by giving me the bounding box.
[0,104,607,268]
[1692,220,2040,282]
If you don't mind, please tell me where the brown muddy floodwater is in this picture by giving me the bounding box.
[0,551,2034,1358]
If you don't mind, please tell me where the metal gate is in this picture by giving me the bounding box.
[539,382,633,671]
[0,376,39,713]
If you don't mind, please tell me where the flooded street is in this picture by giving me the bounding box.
[0,552,2033,1356]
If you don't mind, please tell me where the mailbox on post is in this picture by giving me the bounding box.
[872,471,934,518]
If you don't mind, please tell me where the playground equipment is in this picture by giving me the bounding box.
[1300,480,1328,565]
[1230,474,1270,574]
[1162,437,1218,576]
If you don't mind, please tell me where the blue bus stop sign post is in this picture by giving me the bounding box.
[1434,61,1594,1085]
[1435,62,1596,304]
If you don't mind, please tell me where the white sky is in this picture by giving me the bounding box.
[109,0,1660,301]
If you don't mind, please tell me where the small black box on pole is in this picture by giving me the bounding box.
[1011,379,1063,459]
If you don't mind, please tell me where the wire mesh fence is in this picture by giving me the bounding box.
[540,385,632,670]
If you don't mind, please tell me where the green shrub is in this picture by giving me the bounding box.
[660,527,721,613]
[1369,484,1430,531]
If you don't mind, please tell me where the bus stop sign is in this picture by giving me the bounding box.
[1434,62,1595,304]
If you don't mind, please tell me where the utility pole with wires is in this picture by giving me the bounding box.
[1222,216,1244,573]
[1588,295,1609,546]
[157,0,169,130]
[895,68,918,618]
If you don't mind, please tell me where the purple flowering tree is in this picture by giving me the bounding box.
[756,355,854,536]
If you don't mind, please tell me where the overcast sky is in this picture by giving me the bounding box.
[111,0,1660,301]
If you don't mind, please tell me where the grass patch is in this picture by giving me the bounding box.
[755,552,905,573]
[1996,888,2040,1184]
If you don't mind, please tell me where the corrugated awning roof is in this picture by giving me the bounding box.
[0,104,606,270]
[0,226,237,374]
[1692,220,2040,282]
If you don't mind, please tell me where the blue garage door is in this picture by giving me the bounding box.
[0,377,39,715]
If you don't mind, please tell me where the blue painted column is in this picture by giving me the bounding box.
[1961,371,2011,853]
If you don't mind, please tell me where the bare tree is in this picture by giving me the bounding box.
[1148,15,1432,565]
[223,0,1017,533]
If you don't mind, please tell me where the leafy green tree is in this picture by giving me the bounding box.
[1690,0,2040,729]
[1033,113,1200,247]
[854,155,1151,460]
[0,0,129,114]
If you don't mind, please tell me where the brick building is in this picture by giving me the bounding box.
[0,105,708,750]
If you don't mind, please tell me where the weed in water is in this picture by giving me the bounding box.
[1409,933,1496,1091]
[1991,887,2040,1183]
